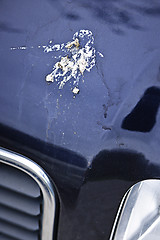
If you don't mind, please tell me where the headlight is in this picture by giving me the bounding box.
[110,180,160,240]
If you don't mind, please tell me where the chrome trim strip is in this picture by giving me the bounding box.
[0,147,56,240]
[109,190,131,240]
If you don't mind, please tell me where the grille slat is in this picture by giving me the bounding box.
[0,219,39,240]
[0,164,40,197]
[0,204,40,230]
[0,185,41,215]
[0,232,22,240]
[0,163,42,240]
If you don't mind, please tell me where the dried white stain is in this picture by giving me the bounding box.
[97,51,104,58]
[65,38,80,49]
[10,46,27,50]
[44,30,104,94]
[72,87,80,94]
[10,29,104,95]
[10,45,47,51]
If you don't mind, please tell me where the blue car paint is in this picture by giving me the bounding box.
[1,0,160,239]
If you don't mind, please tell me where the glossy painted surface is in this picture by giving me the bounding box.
[1,0,160,239]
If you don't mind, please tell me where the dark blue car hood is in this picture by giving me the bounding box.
[1,0,160,239]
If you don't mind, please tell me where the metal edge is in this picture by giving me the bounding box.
[109,189,131,240]
[0,147,57,240]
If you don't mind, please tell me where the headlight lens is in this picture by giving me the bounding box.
[110,180,160,240]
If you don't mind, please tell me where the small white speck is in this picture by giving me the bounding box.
[46,73,54,82]
[19,46,27,50]
[10,47,17,50]
[97,51,104,58]
[72,87,80,94]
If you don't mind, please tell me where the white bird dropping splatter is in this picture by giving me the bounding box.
[44,30,104,93]
[72,87,80,94]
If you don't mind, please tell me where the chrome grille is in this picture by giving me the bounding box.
[0,163,42,240]
[0,148,57,240]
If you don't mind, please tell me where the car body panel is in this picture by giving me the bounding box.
[1,0,160,239]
